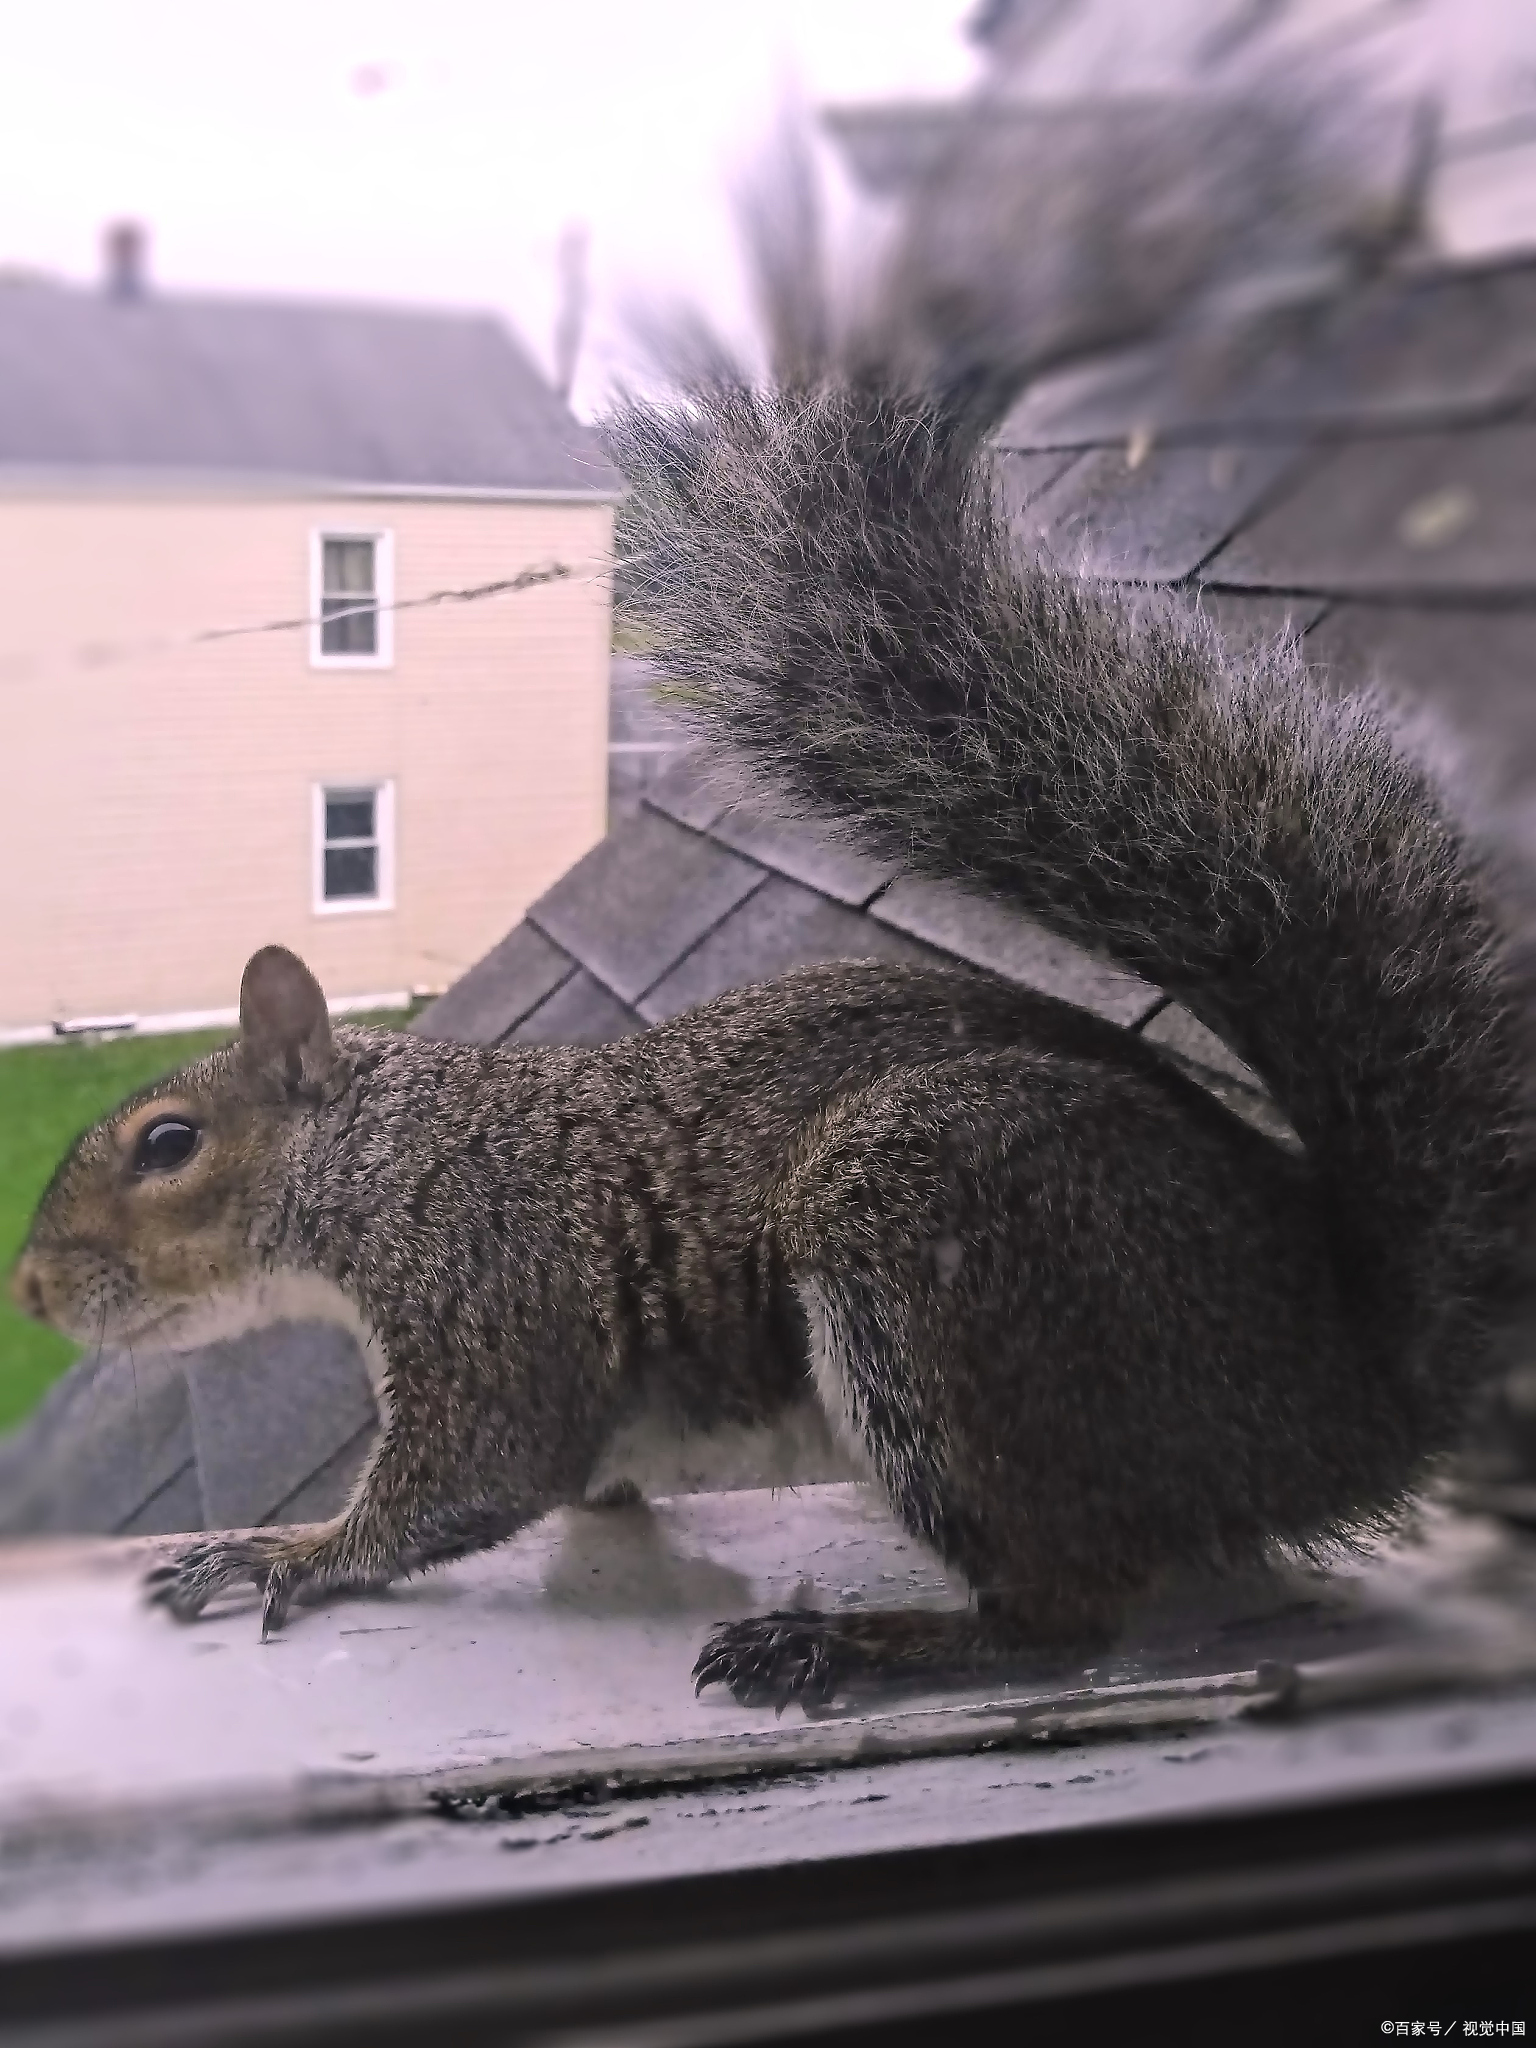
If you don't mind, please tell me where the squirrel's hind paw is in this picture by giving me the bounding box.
[144,1534,293,1624]
[144,1532,335,1631]
[693,1613,839,1712]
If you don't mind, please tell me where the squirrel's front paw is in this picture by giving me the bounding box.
[145,1535,314,1638]
[693,1612,839,1712]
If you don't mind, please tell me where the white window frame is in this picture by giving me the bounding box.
[312,780,396,916]
[309,528,395,669]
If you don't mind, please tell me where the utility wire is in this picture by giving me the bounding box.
[0,559,584,684]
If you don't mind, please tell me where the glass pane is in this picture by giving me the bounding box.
[320,596,377,657]
[322,537,375,595]
[325,793,375,842]
[324,845,377,900]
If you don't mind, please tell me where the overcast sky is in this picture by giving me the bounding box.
[0,2,979,407]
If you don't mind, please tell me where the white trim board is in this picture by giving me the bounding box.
[0,991,412,1050]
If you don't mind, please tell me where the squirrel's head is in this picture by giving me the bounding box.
[8,947,353,1350]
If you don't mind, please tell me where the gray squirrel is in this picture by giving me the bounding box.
[9,382,1531,1707]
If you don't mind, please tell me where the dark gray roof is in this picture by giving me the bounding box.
[0,279,618,493]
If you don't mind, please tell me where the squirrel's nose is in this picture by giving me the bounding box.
[7,1251,48,1324]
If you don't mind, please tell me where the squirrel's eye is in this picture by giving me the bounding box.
[132,1117,200,1176]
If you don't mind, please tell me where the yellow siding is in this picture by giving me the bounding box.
[0,491,613,1029]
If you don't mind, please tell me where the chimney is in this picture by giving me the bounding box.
[103,220,147,301]
[553,220,588,402]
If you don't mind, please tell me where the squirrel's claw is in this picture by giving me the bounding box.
[692,1613,837,1712]
[260,1562,299,1639]
[144,1534,297,1625]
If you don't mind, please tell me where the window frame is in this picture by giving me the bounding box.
[5,1766,1532,2034]
[312,779,396,917]
[309,528,395,670]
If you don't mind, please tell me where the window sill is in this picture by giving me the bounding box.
[0,1482,1534,1965]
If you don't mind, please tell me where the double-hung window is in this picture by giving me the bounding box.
[313,782,394,913]
[311,531,393,667]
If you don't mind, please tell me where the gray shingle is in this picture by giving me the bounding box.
[641,752,737,833]
[609,656,686,747]
[184,1323,377,1532]
[0,1322,380,1540]
[994,333,1330,452]
[995,342,1172,452]
[609,748,686,824]
[271,1423,377,1526]
[0,1345,194,1537]
[0,280,617,494]
[1022,438,1307,583]
[995,447,1083,521]
[995,257,1536,451]
[871,875,1160,1025]
[1141,1002,1265,1091]
[1304,258,1536,430]
[528,807,766,1005]
[1196,590,1331,656]
[638,876,947,1023]
[1309,601,1536,723]
[512,969,647,1045]
[1142,1003,1300,1152]
[117,1462,206,1538]
[414,922,575,1047]
[711,805,903,907]
[1204,424,1536,596]
[822,101,969,197]
[1305,605,1536,818]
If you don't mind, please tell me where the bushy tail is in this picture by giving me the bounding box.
[608,382,1532,1414]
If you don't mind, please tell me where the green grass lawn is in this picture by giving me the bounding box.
[0,1009,414,1431]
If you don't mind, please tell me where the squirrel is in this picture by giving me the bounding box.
[9,381,1531,1709]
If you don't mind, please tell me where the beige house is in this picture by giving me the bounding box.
[0,239,618,1041]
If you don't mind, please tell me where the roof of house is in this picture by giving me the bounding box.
[0,278,618,495]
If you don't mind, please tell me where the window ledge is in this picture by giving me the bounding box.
[0,1483,1534,1953]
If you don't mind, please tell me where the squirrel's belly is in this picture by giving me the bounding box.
[584,1386,857,1499]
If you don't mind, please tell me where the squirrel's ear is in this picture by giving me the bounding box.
[238,947,337,1098]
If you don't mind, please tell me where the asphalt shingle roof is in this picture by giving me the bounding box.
[0,279,618,494]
